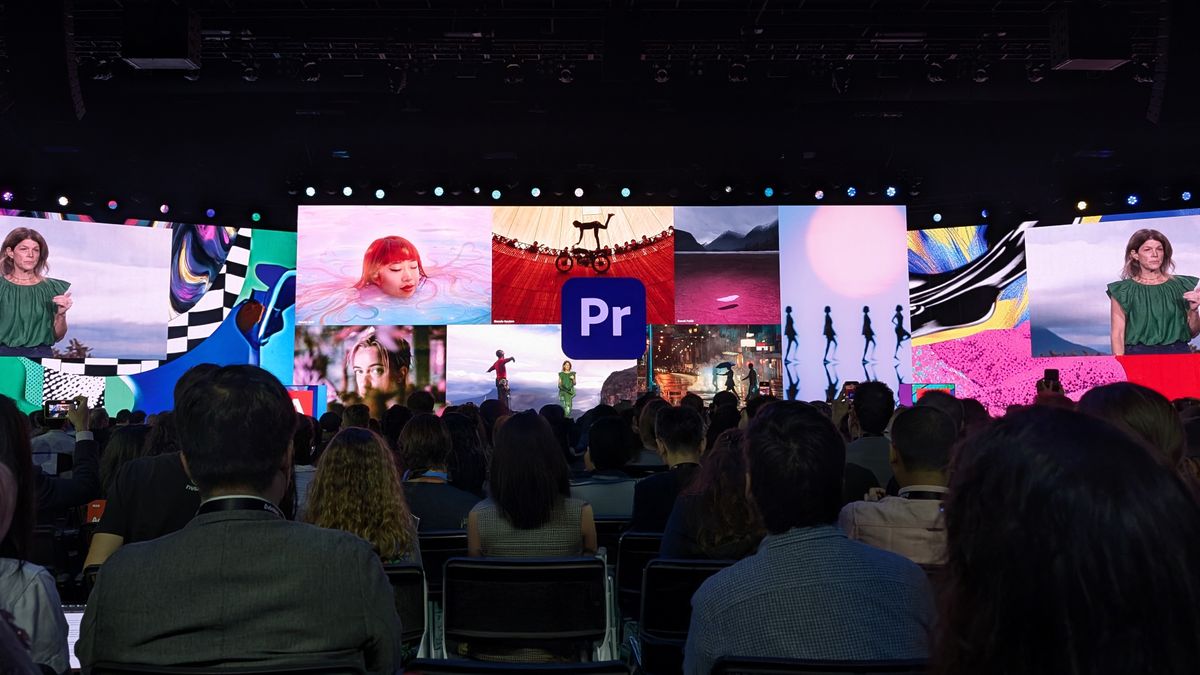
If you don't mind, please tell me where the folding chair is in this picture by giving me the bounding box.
[383,562,428,656]
[615,531,662,620]
[633,558,732,675]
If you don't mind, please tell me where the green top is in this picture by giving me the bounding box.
[558,371,576,395]
[0,276,70,348]
[1107,275,1198,347]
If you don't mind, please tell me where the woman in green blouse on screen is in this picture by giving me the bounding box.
[0,227,72,358]
[1108,228,1200,356]
[558,360,577,416]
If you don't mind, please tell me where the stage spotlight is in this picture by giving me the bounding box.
[434,186,445,197]
[304,186,316,197]
[491,189,501,200]
[728,62,748,83]
[342,186,353,197]
[1026,63,1045,83]
[814,190,825,200]
[504,62,524,86]
[375,189,386,199]
[205,208,217,218]
[831,66,850,95]
[159,204,170,214]
[972,64,989,84]
[528,187,540,198]
[724,185,733,194]
[107,200,118,210]
[620,187,631,198]
[300,60,320,83]
[926,59,945,84]
[933,213,943,223]
[57,195,69,207]
[846,186,857,198]
[763,187,774,198]
[1,191,13,203]
[1183,191,1193,202]
[1076,200,1088,211]
[885,186,897,198]
[980,209,989,219]
[251,212,262,223]
[558,66,574,85]
[574,187,584,198]
[1126,194,1140,206]
[242,62,260,83]
[654,66,669,84]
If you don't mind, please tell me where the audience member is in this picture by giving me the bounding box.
[745,394,777,420]
[838,406,955,565]
[934,407,1200,675]
[0,609,42,675]
[33,396,100,519]
[84,364,217,568]
[683,401,933,674]
[98,424,151,496]
[710,390,738,412]
[291,413,317,513]
[401,413,481,530]
[30,415,73,475]
[540,404,583,472]
[143,411,180,456]
[630,398,670,467]
[844,381,896,488]
[705,404,740,455]
[114,410,131,426]
[914,390,964,435]
[305,427,420,563]
[569,417,637,519]
[959,397,991,436]
[443,412,489,499]
[381,404,413,453]
[0,395,69,674]
[79,365,402,673]
[343,403,371,429]
[478,399,506,446]
[1077,382,1185,469]
[129,410,147,425]
[468,411,596,557]
[630,406,704,532]
[679,393,705,416]
[317,410,342,450]
[661,428,764,560]
[406,390,435,414]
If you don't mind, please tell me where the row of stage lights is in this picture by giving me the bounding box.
[923,190,1195,225]
[0,190,264,223]
[301,184,905,201]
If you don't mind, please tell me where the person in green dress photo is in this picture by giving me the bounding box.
[0,227,72,358]
[1108,228,1200,356]
[558,360,577,416]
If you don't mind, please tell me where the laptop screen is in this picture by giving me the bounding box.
[63,605,84,670]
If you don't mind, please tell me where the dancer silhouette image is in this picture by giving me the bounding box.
[724,368,737,395]
[861,305,876,364]
[892,304,911,360]
[784,306,798,362]
[786,361,800,401]
[572,213,614,250]
[823,361,838,404]
[823,306,838,363]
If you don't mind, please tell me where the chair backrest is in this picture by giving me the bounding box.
[593,518,628,562]
[615,531,662,619]
[383,562,427,649]
[90,662,365,674]
[710,657,928,675]
[405,658,630,674]
[640,558,732,641]
[442,557,608,646]
[417,530,468,602]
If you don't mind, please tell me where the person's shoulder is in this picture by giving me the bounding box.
[690,552,762,612]
[841,534,927,579]
[1174,274,1199,288]
[0,558,53,589]
[470,498,497,514]
[42,277,69,293]
[1107,278,1133,294]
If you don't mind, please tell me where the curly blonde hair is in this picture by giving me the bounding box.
[304,427,416,560]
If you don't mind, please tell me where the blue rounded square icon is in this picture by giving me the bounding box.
[561,277,647,360]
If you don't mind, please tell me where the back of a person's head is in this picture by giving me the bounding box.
[539,403,566,424]
[638,398,671,448]
[1078,382,1185,468]
[959,398,992,434]
[90,407,110,430]
[319,411,341,434]
[175,365,295,495]
[100,424,153,494]
[41,416,66,431]
[0,395,34,561]
[655,405,704,456]
[747,401,844,533]
[890,406,956,474]
[852,381,894,434]
[304,426,414,559]
[381,405,413,446]
[1185,417,1200,458]
[406,390,435,414]
[490,410,570,529]
[342,403,371,429]
[130,410,147,425]
[808,401,833,418]
[443,412,488,496]
[292,413,315,466]
[144,411,179,456]
[174,363,219,408]
[745,395,777,420]
[679,393,705,415]
[936,406,1200,675]
[705,404,741,453]
[633,392,662,421]
[587,417,633,471]
[711,390,738,412]
[115,409,131,425]
[686,428,764,553]
[399,413,452,471]
[915,390,965,434]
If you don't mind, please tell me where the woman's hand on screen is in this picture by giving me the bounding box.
[1184,290,1200,310]
[52,291,72,315]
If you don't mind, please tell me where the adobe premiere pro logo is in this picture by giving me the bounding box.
[561,278,647,360]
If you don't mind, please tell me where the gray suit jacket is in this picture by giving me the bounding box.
[77,509,402,674]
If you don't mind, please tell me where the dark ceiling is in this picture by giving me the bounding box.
[0,0,1196,229]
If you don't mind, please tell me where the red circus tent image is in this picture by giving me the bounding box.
[491,206,675,324]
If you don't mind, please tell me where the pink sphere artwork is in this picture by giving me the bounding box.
[804,205,908,298]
